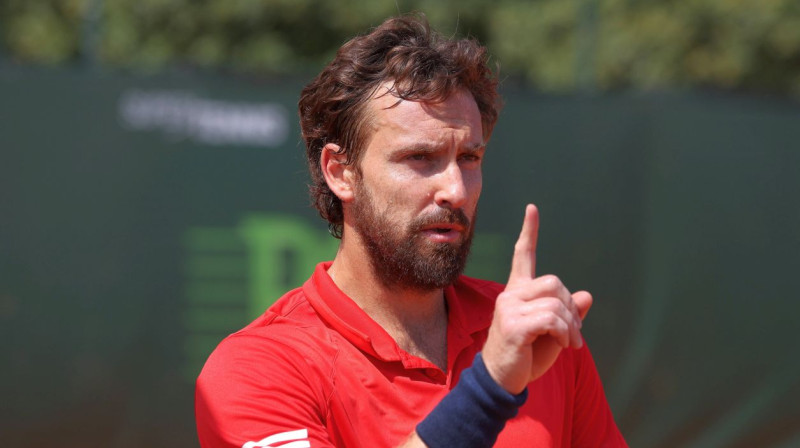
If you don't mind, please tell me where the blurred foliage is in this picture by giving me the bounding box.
[2,0,800,95]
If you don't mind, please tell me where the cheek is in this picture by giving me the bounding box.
[466,170,483,198]
[373,179,418,212]
[385,172,429,200]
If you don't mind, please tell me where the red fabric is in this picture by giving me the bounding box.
[196,262,627,447]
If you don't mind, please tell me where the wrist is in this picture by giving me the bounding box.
[416,352,528,448]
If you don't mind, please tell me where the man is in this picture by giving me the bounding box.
[196,14,626,448]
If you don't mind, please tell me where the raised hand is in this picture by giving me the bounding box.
[482,204,593,394]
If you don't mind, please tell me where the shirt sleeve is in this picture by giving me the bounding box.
[195,333,335,448]
[571,343,629,447]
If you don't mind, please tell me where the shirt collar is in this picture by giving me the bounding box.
[302,261,496,365]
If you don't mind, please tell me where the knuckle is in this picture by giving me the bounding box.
[539,274,562,291]
[541,312,559,328]
[539,297,561,310]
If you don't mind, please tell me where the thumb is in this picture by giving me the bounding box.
[572,291,593,321]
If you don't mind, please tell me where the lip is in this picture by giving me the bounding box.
[420,223,465,243]
[421,222,465,232]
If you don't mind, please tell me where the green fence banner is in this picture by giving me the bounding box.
[2,67,798,447]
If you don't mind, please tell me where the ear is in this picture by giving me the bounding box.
[320,143,356,203]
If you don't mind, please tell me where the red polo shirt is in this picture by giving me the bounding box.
[196,262,626,447]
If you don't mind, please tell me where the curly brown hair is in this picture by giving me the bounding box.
[298,14,501,238]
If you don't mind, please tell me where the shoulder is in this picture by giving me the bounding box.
[198,286,340,396]
[195,288,342,447]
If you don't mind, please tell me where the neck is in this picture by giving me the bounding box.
[327,234,449,370]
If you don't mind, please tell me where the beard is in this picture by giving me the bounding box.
[349,180,475,291]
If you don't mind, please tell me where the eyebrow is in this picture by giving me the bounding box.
[402,142,486,153]
[463,142,487,152]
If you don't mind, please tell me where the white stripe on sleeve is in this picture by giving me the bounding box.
[242,429,310,448]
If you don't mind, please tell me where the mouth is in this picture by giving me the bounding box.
[420,224,465,242]
[423,223,464,233]
[414,208,471,243]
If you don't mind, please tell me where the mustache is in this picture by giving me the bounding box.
[411,208,471,231]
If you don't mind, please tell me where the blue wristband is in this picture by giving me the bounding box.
[416,353,528,448]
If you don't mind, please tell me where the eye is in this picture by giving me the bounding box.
[407,153,430,162]
[459,153,482,163]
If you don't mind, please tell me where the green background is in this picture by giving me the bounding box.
[1,66,798,447]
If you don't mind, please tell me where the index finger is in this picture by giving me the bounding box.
[508,204,539,282]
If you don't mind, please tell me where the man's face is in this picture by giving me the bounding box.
[347,85,485,290]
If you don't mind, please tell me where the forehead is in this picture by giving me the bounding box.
[365,84,483,148]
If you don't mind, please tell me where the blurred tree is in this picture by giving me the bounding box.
[1,0,799,95]
[591,0,800,95]
[1,0,84,64]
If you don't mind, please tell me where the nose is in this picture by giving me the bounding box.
[433,162,468,209]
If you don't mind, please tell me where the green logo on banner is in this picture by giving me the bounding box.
[180,213,337,382]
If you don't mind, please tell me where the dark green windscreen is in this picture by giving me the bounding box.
[2,67,798,447]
